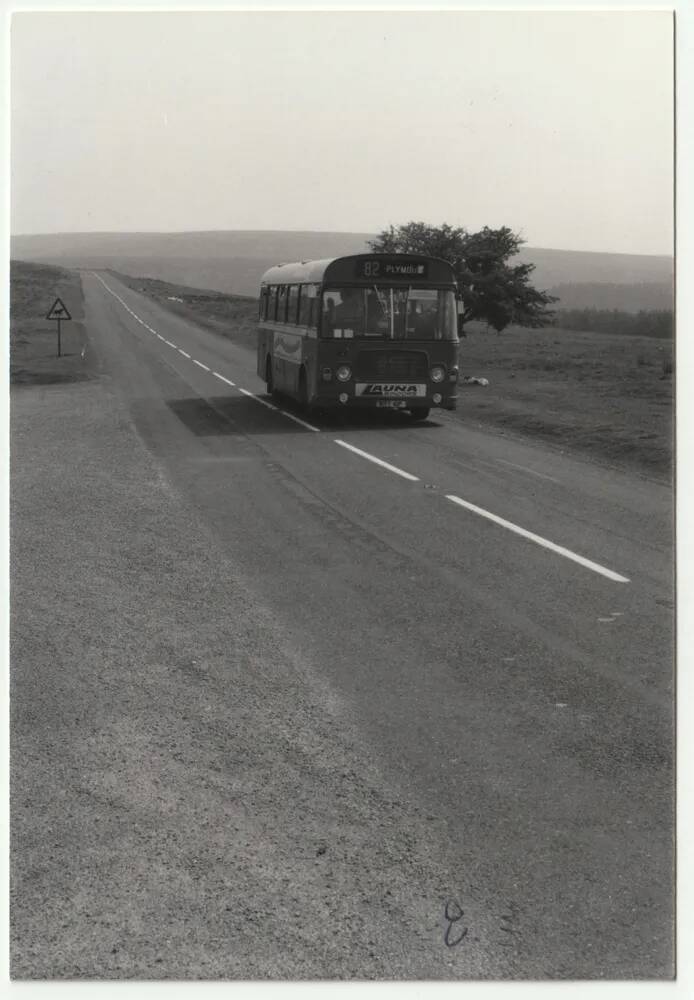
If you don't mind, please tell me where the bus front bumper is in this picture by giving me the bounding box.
[312,388,457,410]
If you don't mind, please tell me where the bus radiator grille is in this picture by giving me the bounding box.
[355,351,428,381]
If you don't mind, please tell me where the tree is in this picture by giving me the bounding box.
[368,221,557,333]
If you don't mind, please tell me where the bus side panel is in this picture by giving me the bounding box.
[305,349,318,402]
[273,330,304,398]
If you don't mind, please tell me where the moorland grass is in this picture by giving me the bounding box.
[459,322,673,478]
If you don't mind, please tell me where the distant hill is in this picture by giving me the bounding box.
[11,230,674,307]
[514,246,672,288]
[10,231,374,298]
[549,282,673,313]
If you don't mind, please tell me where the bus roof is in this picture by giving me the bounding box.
[259,253,457,288]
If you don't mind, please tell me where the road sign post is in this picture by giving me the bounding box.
[46,298,71,357]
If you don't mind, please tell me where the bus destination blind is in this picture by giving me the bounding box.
[356,259,430,280]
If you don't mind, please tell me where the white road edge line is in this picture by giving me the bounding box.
[445,494,630,583]
[193,359,210,371]
[334,440,419,482]
[179,350,191,359]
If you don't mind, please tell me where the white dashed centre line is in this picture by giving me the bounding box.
[277,409,320,433]
[93,272,629,583]
[92,274,321,434]
[243,392,278,412]
[445,494,630,583]
[334,440,419,482]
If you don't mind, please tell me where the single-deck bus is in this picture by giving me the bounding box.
[256,254,460,420]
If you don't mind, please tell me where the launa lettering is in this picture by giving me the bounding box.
[363,384,418,396]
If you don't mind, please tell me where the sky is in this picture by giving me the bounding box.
[10,8,674,255]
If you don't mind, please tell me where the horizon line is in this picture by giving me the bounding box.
[9,228,674,259]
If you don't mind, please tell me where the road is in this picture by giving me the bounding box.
[11,270,674,979]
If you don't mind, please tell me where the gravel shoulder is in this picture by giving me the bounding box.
[10,359,493,979]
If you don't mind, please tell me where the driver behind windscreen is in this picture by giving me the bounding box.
[365,288,389,335]
[405,298,437,338]
[333,288,363,329]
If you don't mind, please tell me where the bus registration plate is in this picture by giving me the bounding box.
[376,400,408,409]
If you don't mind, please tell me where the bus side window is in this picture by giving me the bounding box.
[288,285,299,325]
[299,285,309,326]
[300,285,318,328]
[299,285,314,326]
[277,285,288,324]
[265,286,277,321]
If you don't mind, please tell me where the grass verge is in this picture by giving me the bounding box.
[460,322,673,479]
[10,261,90,385]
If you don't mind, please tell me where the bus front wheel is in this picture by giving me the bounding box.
[409,407,430,421]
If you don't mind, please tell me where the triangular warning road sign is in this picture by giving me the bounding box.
[46,297,71,321]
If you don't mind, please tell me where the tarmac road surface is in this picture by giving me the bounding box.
[10,270,674,979]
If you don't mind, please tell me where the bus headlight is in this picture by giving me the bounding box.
[336,364,352,382]
[430,365,446,383]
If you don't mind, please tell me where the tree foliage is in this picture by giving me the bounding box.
[368,221,557,333]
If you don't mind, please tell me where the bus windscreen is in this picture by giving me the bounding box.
[321,287,458,341]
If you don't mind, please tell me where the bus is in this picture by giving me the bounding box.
[256,253,461,420]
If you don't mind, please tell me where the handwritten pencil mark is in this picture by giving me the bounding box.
[444,899,468,947]
[499,901,520,947]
